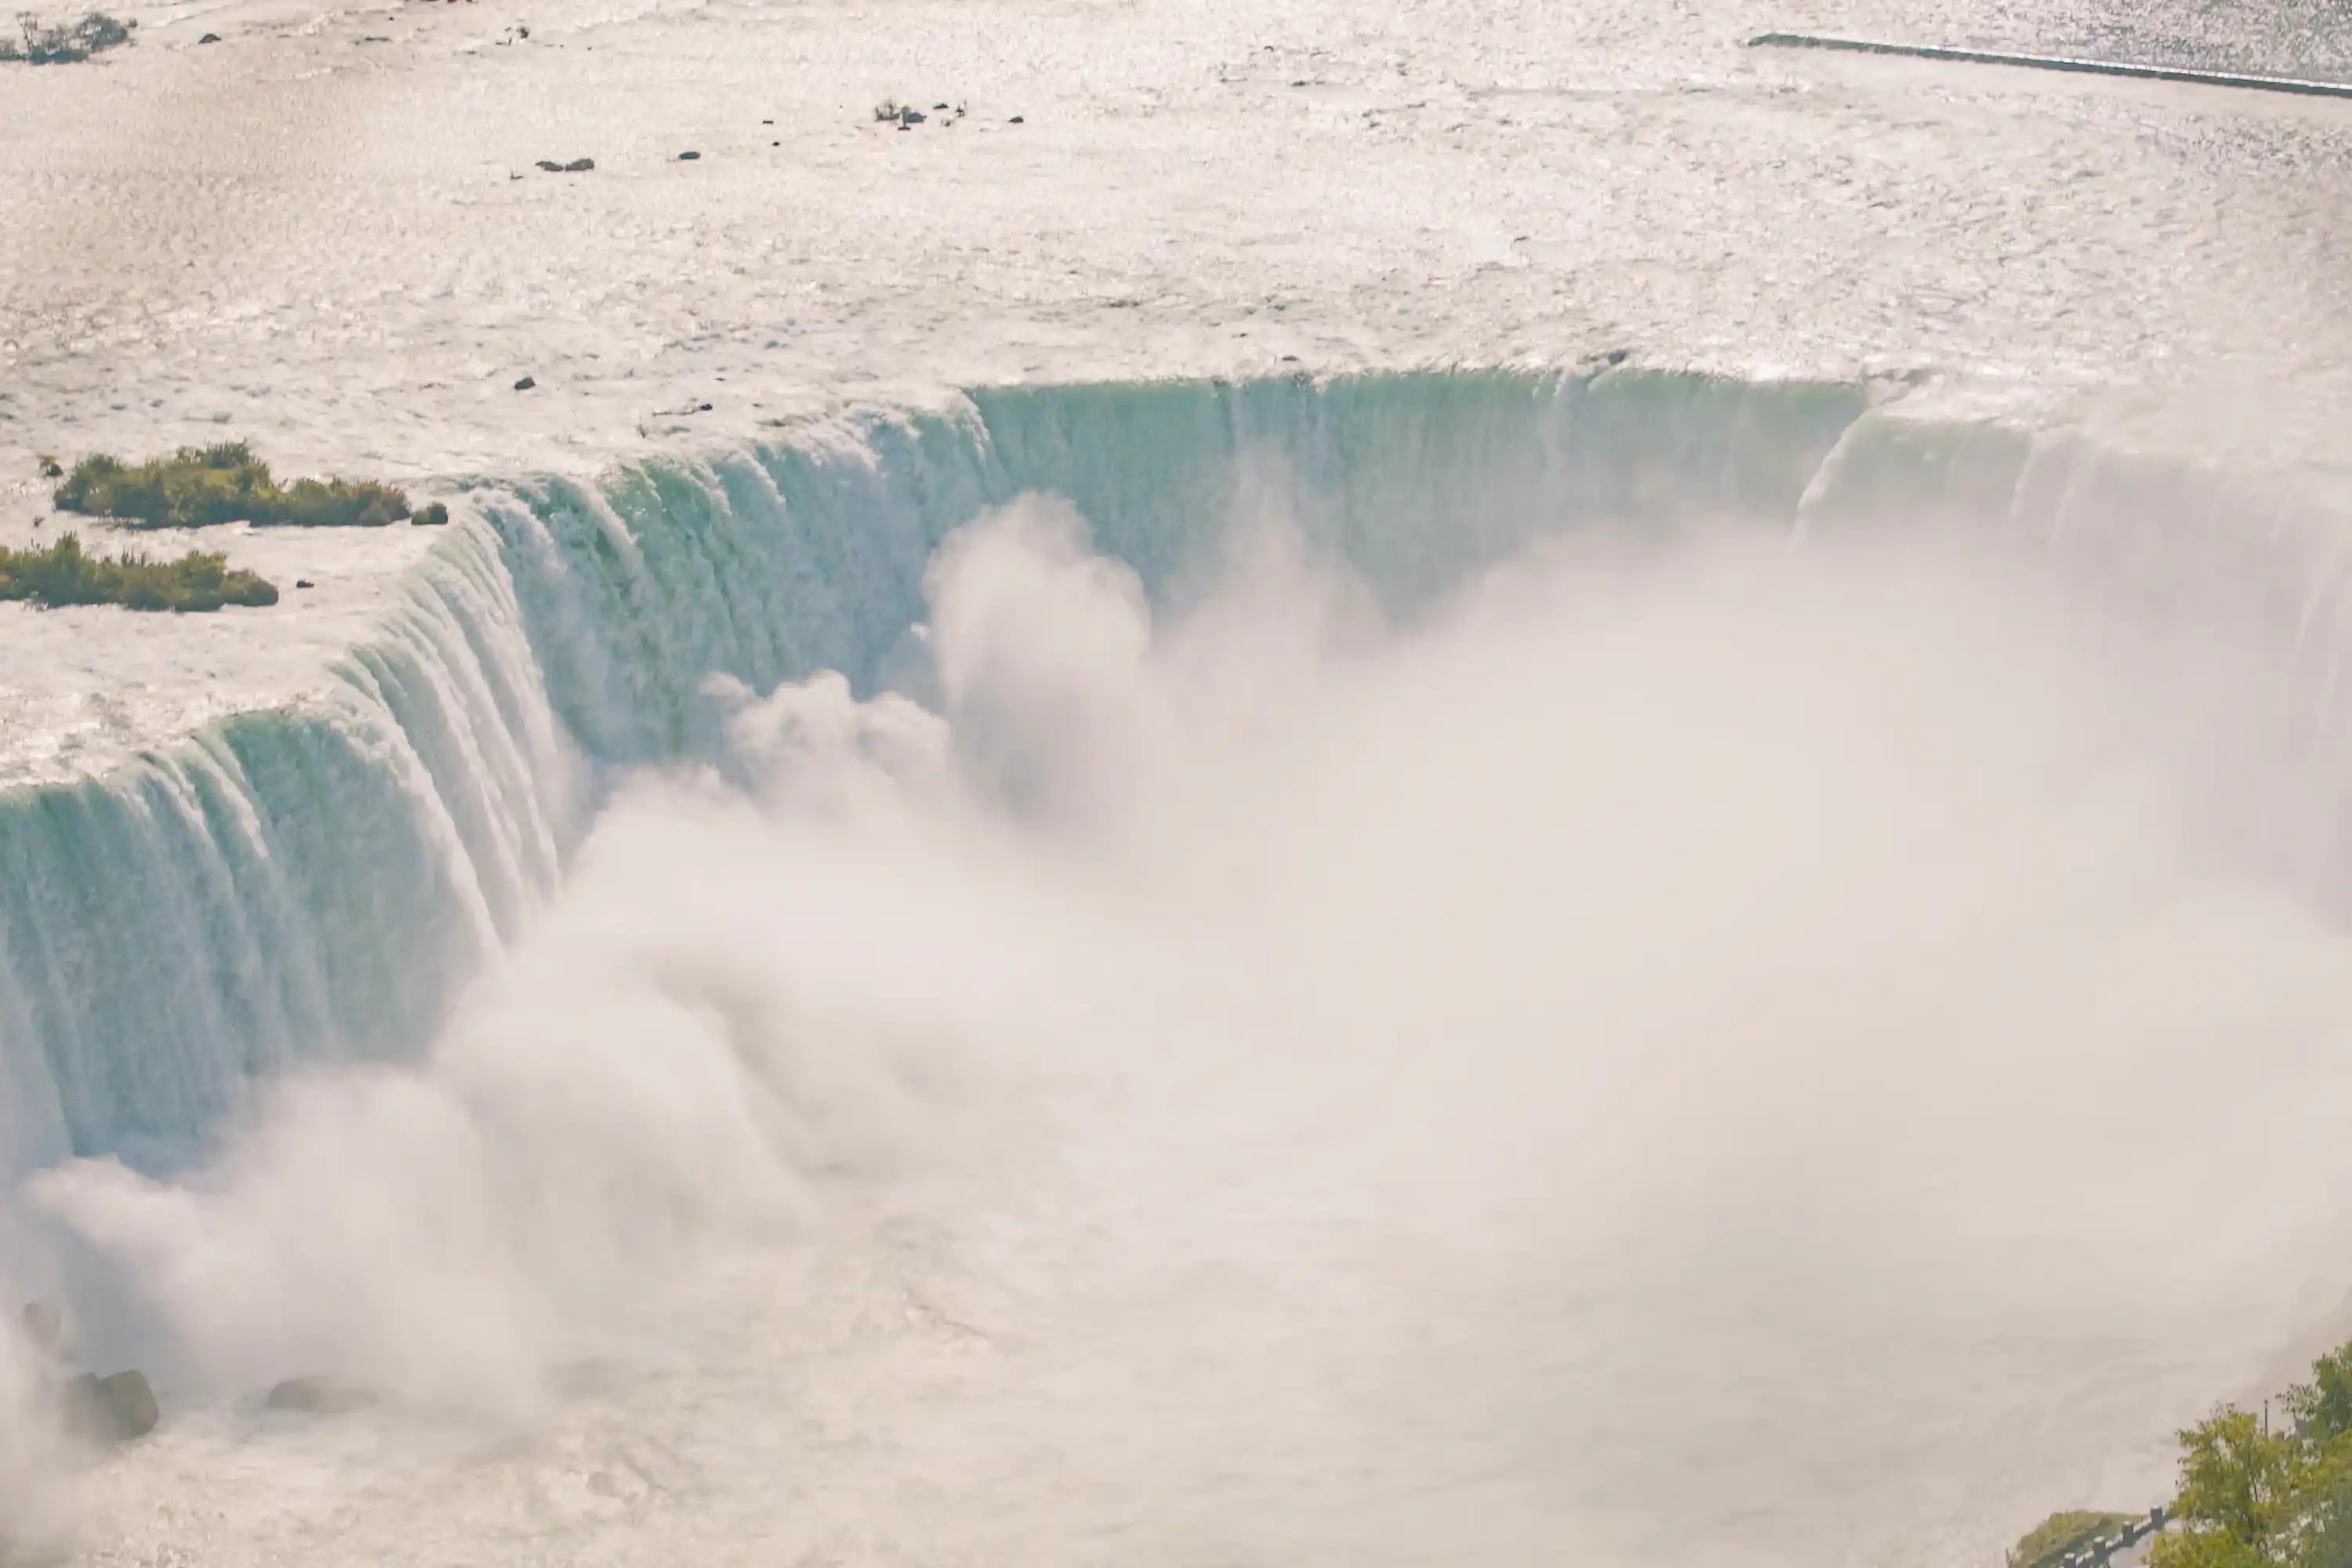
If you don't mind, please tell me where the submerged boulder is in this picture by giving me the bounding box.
[64,1370,159,1444]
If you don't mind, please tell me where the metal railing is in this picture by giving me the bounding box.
[2049,1507,2170,1568]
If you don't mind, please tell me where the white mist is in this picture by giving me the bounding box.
[9,495,2352,1568]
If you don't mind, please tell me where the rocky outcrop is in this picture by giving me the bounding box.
[64,1370,159,1444]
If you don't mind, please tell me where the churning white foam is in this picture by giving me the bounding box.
[9,494,2352,1566]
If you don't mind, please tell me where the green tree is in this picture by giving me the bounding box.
[2150,1341,2352,1568]
[2151,1409,2305,1568]
[2290,1348,2352,1450]
[2285,1346,2352,1568]
[2296,1439,2352,1568]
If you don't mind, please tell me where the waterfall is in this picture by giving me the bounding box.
[2,368,2341,1178]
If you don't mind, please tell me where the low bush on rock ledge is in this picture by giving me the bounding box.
[0,11,132,63]
[0,534,279,612]
[54,441,414,528]
[2008,1512,2140,1568]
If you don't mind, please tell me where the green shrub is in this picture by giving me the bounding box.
[2010,1512,2139,1568]
[53,442,415,528]
[0,533,278,612]
[280,476,411,528]
[0,12,132,63]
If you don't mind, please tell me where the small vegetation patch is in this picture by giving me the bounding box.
[54,442,413,528]
[0,11,132,64]
[0,534,278,612]
[2009,1512,2139,1568]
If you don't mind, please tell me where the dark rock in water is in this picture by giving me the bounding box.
[64,1370,159,1444]
[198,31,220,42]
[294,578,314,589]
[265,1376,377,1415]
[1008,114,1024,123]
[513,375,535,390]
[898,108,925,125]
[412,502,450,526]
[677,149,700,160]
[535,158,594,173]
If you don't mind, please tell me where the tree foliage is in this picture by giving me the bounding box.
[2154,1341,2352,1568]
